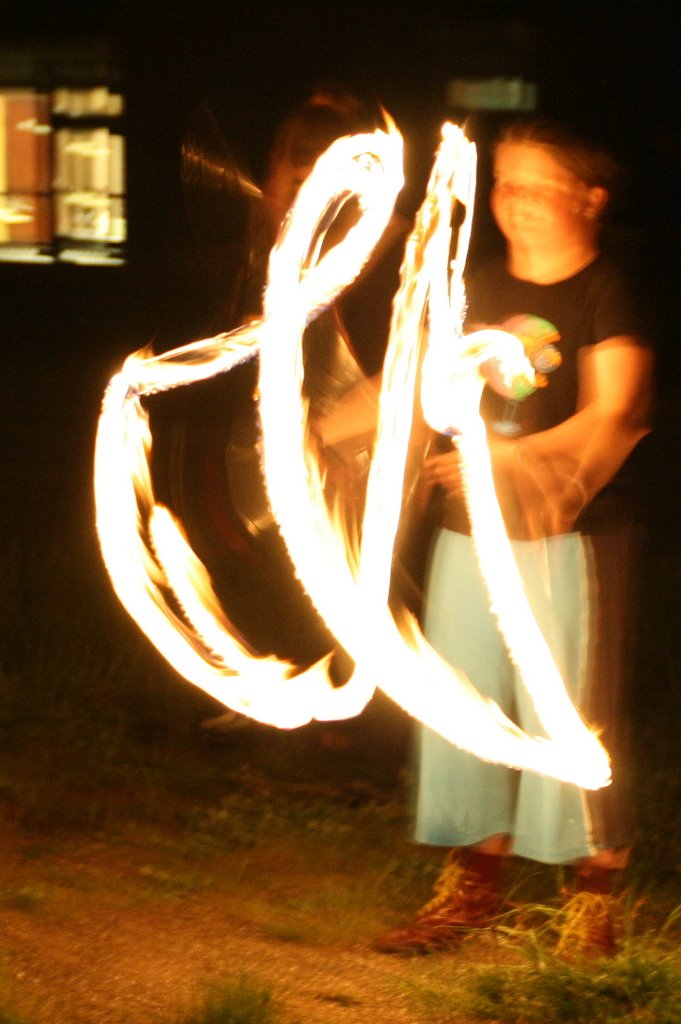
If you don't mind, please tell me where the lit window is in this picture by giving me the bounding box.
[0,86,125,265]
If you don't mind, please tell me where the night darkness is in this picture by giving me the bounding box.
[1,1,679,749]
[0,6,679,1013]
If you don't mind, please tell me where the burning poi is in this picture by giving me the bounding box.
[94,119,611,791]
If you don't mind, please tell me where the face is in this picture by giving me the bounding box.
[491,142,601,252]
[265,129,336,229]
[265,151,316,227]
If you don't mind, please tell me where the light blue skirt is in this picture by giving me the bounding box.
[414,528,633,864]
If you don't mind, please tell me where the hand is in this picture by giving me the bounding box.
[494,440,588,539]
[420,436,588,539]
[422,447,465,499]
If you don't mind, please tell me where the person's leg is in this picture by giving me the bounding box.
[375,531,516,954]
[509,534,596,864]
[555,853,628,958]
[509,531,639,956]
[415,530,517,848]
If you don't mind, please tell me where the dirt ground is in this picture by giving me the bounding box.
[2,896,418,1024]
[0,828,472,1024]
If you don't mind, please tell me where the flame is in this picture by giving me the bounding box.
[94,129,403,728]
[94,120,611,789]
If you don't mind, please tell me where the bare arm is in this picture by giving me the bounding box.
[426,337,654,538]
[312,373,382,447]
[499,337,654,536]
[314,335,653,538]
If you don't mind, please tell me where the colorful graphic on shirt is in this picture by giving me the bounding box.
[492,314,562,436]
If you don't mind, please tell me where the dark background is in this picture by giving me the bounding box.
[1,2,679,753]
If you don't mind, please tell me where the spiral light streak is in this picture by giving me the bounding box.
[416,124,609,784]
[94,129,404,727]
[95,120,610,788]
[260,122,610,788]
[94,350,337,728]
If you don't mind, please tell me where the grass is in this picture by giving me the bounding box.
[0,530,410,828]
[402,945,681,1023]
[0,884,47,913]
[0,1012,34,1024]
[0,528,679,1023]
[177,975,278,1024]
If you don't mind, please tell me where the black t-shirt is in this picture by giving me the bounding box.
[466,254,645,438]
[433,253,651,533]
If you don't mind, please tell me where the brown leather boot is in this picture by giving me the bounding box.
[555,892,617,958]
[555,867,619,958]
[373,848,504,955]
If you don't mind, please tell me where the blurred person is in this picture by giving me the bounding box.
[169,84,411,729]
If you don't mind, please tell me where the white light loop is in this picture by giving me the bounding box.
[95,121,611,789]
[259,122,610,789]
[94,129,404,728]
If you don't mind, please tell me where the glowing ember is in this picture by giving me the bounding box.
[95,121,611,789]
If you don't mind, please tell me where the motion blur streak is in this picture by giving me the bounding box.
[95,121,610,789]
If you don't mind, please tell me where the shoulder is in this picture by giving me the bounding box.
[464,255,509,321]
[578,255,648,344]
[466,254,508,290]
[578,254,634,293]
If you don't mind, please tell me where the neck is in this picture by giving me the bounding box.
[508,239,598,284]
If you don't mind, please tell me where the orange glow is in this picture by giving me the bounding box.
[95,121,611,789]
